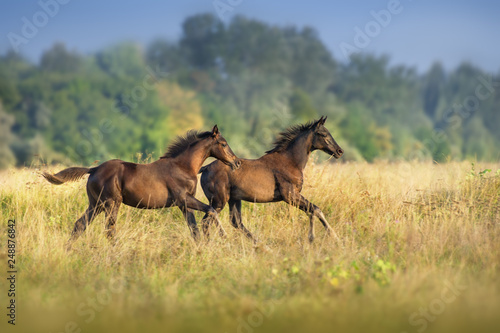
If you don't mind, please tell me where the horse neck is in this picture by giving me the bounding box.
[283,131,314,171]
[173,140,210,175]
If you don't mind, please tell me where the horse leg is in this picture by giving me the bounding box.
[228,199,255,241]
[200,212,211,240]
[298,196,337,241]
[200,198,226,240]
[200,178,228,239]
[67,202,103,250]
[281,188,336,242]
[104,200,121,239]
[200,211,218,240]
[179,206,201,241]
[185,196,227,239]
[308,214,316,243]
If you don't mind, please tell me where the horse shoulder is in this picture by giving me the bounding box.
[264,154,303,187]
[167,167,198,195]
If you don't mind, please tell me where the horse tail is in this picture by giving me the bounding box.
[42,167,96,185]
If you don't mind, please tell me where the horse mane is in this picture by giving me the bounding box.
[161,130,212,159]
[265,120,316,154]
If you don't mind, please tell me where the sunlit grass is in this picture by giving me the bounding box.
[0,161,499,333]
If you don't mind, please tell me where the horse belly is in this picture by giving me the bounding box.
[122,184,171,209]
[231,171,278,203]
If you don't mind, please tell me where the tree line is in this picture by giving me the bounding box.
[1,13,499,169]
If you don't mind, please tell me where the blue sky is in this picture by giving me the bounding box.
[1,0,500,72]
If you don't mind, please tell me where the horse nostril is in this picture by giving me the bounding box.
[337,148,343,155]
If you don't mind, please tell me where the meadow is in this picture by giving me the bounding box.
[1,160,499,333]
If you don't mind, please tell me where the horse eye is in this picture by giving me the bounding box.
[318,133,327,137]
[221,143,227,147]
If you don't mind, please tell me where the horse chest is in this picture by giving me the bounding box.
[276,170,303,188]
[185,179,197,194]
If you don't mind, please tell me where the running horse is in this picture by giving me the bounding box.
[43,125,240,248]
[199,117,343,242]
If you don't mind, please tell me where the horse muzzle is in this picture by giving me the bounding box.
[327,147,344,159]
[230,159,242,170]
[225,158,241,170]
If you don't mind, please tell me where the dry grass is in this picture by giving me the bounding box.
[1,161,499,333]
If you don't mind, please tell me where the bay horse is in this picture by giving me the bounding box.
[199,117,343,242]
[43,125,240,248]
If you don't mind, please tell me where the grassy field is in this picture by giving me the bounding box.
[1,161,500,333]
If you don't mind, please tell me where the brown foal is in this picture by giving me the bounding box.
[43,125,240,248]
[199,117,343,242]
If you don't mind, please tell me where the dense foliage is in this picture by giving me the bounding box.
[1,14,499,168]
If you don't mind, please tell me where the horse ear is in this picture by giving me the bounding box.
[320,116,327,125]
[315,116,326,129]
[211,125,219,137]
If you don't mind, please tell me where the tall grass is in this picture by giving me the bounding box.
[1,161,499,333]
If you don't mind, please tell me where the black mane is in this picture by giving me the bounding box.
[161,130,212,158]
[265,120,316,154]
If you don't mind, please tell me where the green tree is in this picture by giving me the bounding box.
[96,42,145,79]
[422,62,446,119]
[146,39,185,74]
[289,88,317,122]
[284,26,336,95]
[180,14,225,70]
[340,104,379,162]
[40,43,82,73]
